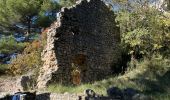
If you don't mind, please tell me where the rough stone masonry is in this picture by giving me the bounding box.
[37,0,121,89]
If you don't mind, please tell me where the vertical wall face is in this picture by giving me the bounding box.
[37,0,121,88]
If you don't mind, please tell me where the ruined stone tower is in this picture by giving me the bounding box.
[37,0,121,88]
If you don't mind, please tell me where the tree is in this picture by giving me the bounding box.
[0,0,14,30]
[59,0,76,7]
[37,0,61,28]
[0,0,60,34]
[110,0,170,58]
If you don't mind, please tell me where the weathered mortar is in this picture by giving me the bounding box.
[37,0,121,88]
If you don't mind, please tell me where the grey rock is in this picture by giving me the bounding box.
[17,75,34,91]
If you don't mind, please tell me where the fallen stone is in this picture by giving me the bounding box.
[17,75,34,91]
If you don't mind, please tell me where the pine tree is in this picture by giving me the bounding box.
[0,0,60,34]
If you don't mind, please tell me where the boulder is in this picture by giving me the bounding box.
[17,75,34,91]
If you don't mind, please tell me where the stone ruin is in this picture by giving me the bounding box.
[37,0,121,89]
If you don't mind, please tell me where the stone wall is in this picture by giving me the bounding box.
[37,0,121,88]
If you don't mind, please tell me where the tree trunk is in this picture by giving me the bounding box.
[25,17,31,41]
[28,17,31,34]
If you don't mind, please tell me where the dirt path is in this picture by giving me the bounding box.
[0,76,20,92]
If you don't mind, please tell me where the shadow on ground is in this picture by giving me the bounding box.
[129,69,170,96]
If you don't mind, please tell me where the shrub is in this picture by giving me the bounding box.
[0,64,9,75]
[7,30,47,79]
[40,28,48,46]
[127,54,170,75]
[8,40,42,75]
[0,35,26,54]
[117,7,170,58]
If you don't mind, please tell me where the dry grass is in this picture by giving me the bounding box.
[48,55,170,100]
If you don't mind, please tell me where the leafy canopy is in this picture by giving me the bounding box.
[115,0,170,57]
[0,0,60,32]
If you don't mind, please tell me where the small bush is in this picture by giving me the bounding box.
[8,40,42,75]
[137,54,170,75]
[40,28,48,46]
[0,64,9,75]
[0,35,26,54]
[6,32,47,88]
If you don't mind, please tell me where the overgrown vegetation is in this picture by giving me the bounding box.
[0,64,9,76]
[116,1,170,58]
[48,55,170,99]
[59,0,76,7]
[0,0,61,33]
[8,40,42,75]
[7,30,47,75]
[0,36,26,54]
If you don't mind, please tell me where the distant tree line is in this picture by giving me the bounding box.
[0,0,77,34]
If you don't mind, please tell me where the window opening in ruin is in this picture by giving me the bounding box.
[73,54,86,66]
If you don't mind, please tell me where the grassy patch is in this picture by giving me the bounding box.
[0,64,9,76]
[48,83,107,95]
[47,55,170,99]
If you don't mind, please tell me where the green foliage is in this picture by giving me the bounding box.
[122,28,150,55]
[0,64,9,75]
[0,0,60,32]
[59,0,76,7]
[127,54,170,75]
[48,83,106,94]
[0,36,26,54]
[6,0,41,18]
[41,0,61,12]
[8,40,42,75]
[36,15,55,28]
[0,0,12,28]
[37,0,61,28]
[29,33,41,40]
[116,3,170,57]
[6,30,47,75]
[0,0,41,27]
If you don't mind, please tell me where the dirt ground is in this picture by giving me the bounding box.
[0,76,20,92]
